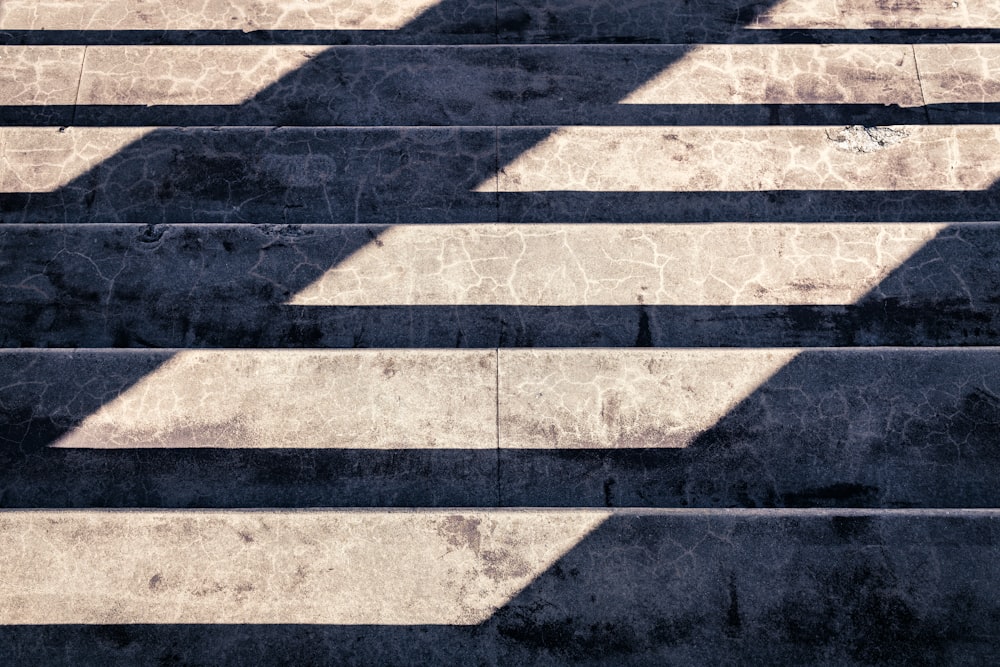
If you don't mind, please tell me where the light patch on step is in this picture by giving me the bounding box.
[52,350,497,449]
[288,223,946,307]
[0,0,446,31]
[742,0,981,30]
[0,127,152,193]
[79,46,331,106]
[501,349,800,449]
[621,45,921,106]
[483,126,1000,193]
[0,510,610,625]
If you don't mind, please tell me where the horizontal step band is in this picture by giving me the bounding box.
[1,0,998,45]
[4,45,1000,126]
[2,349,999,507]
[3,126,1000,223]
[2,223,998,347]
[1,508,998,667]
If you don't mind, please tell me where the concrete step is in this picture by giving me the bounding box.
[2,0,998,45]
[3,125,1000,223]
[2,348,999,508]
[0,44,938,126]
[1,509,998,663]
[0,0,496,45]
[2,223,998,348]
[8,44,1000,126]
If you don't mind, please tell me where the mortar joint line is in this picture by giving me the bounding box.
[71,45,89,126]
[910,44,931,123]
[495,346,501,508]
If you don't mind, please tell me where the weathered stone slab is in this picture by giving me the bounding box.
[0,127,496,223]
[915,45,1000,121]
[67,45,924,126]
[1,510,999,665]
[0,349,498,506]
[495,125,1000,193]
[498,0,1000,43]
[0,46,84,124]
[500,349,1000,507]
[0,349,496,449]
[291,223,943,306]
[495,125,1000,221]
[0,510,605,624]
[0,0,496,44]
[2,224,999,348]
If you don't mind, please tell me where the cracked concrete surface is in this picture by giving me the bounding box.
[291,223,945,306]
[3,0,1000,661]
[492,125,1000,192]
[0,510,608,624]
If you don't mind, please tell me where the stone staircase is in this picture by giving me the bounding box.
[2,0,1000,664]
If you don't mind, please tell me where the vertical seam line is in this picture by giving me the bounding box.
[71,45,88,126]
[911,44,931,123]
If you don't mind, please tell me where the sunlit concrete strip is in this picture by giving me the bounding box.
[500,349,799,449]
[289,223,945,306]
[915,45,1000,103]
[622,45,921,106]
[749,0,997,29]
[0,510,609,624]
[0,127,150,193]
[0,0,445,30]
[78,46,328,106]
[51,350,496,449]
[0,47,87,105]
[488,126,1000,192]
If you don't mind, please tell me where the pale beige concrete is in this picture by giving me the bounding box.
[500,349,799,449]
[68,44,922,107]
[79,46,328,106]
[915,45,1000,103]
[0,510,609,624]
[752,0,997,29]
[290,223,944,307]
[0,127,151,193]
[490,126,1000,192]
[53,350,496,449]
[0,0,444,30]
[623,45,921,106]
[0,47,86,105]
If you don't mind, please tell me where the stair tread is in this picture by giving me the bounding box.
[3,348,1000,508]
[1,508,999,666]
[3,223,999,347]
[4,125,1000,223]
[3,0,998,46]
[9,44,1000,126]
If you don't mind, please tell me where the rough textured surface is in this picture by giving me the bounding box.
[0,127,496,223]
[0,46,85,124]
[0,0,496,44]
[3,349,1000,509]
[0,510,606,624]
[3,349,496,449]
[498,0,1000,43]
[4,0,1000,661]
[2,510,1000,665]
[500,349,1000,507]
[2,224,999,348]
[494,126,1000,192]
[68,44,924,126]
[290,223,944,306]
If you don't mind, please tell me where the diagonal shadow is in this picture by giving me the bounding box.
[3,0,1000,662]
